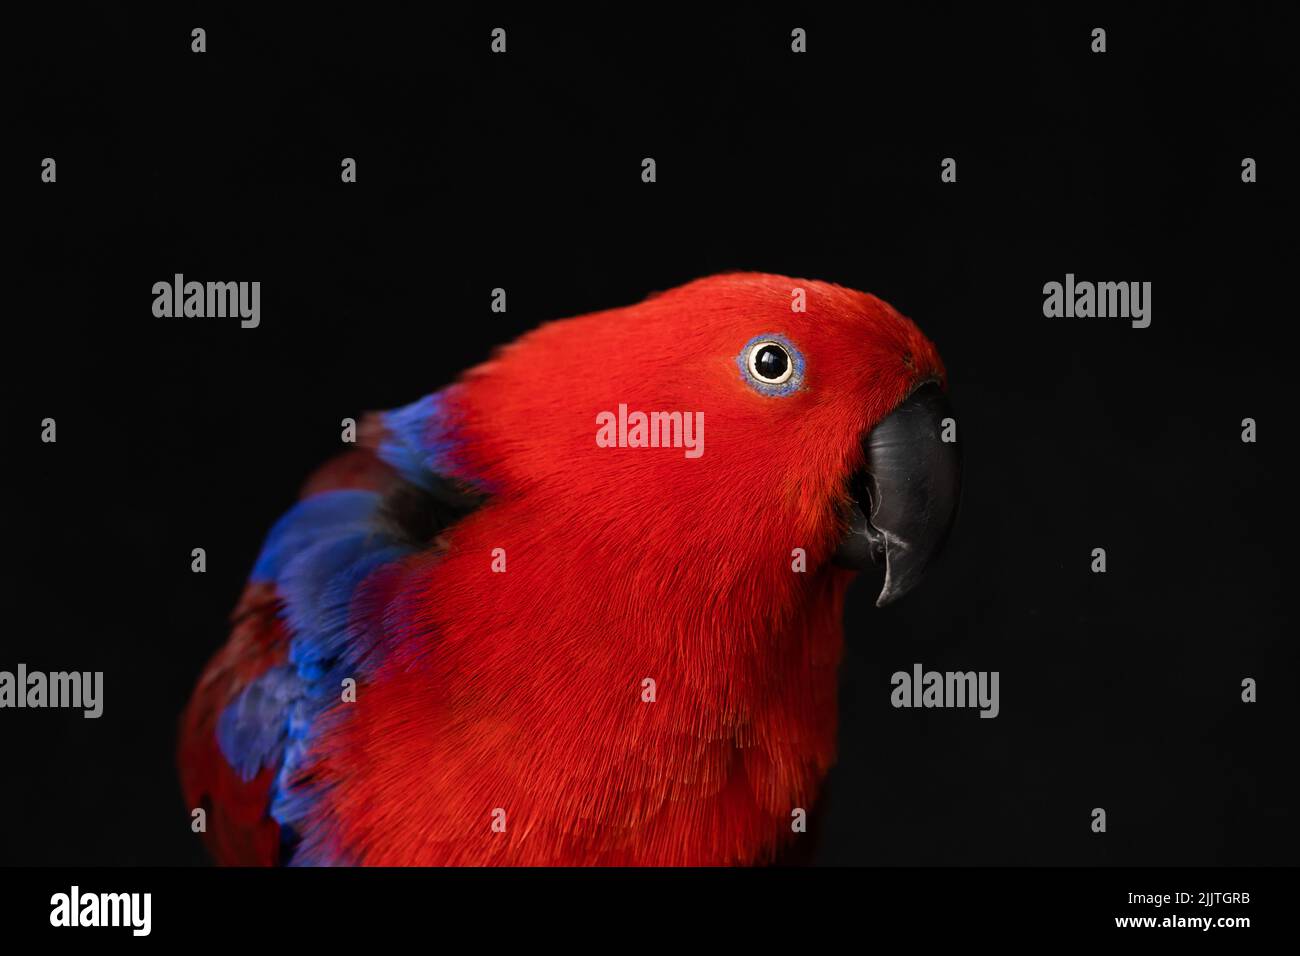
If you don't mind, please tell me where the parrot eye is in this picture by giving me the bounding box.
[738,334,804,395]
[749,343,791,383]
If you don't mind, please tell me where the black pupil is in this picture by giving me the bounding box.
[755,345,789,380]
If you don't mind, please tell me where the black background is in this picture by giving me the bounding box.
[8,6,1295,867]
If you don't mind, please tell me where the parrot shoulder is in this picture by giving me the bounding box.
[179,388,486,864]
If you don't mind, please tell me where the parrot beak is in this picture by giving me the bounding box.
[833,381,962,606]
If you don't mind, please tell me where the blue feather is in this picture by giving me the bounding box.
[216,665,307,782]
[250,491,380,584]
[377,391,461,490]
[218,390,483,864]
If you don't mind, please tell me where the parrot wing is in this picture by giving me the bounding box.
[178,390,484,865]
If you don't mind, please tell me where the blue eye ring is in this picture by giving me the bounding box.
[737,334,805,396]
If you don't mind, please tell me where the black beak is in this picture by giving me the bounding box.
[833,381,962,606]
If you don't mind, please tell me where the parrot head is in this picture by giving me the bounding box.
[446,272,960,611]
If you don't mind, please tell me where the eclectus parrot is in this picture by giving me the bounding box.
[179,273,960,865]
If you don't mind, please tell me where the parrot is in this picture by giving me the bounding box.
[178,272,961,866]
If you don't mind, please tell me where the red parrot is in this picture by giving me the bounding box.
[179,273,960,865]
